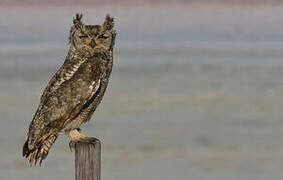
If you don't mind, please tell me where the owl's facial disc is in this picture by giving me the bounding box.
[75,27,112,51]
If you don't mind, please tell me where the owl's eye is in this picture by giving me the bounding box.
[79,35,88,39]
[98,34,109,39]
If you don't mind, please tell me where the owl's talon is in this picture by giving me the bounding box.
[69,137,99,152]
[77,137,99,144]
[83,137,99,144]
[69,140,77,152]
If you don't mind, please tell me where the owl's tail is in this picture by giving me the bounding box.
[22,135,57,166]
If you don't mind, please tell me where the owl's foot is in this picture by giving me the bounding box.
[66,128,98,151]
[69,137,99,151]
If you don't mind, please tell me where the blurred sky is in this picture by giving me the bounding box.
[1,1,283,180]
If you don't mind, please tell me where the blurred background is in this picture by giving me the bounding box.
[1,0,283,179]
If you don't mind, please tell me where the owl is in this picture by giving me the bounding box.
[22,13,116,166]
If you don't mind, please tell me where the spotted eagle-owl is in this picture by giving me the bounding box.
[22,13,116,166]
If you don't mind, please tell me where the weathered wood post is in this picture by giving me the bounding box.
[75,138,101,180]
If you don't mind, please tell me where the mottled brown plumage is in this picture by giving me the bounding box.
[23,13,116,166]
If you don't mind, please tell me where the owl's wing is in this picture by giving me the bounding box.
[26,55,105,150]
[39,56,87,107]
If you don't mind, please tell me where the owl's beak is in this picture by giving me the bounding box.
[91,39,96,48]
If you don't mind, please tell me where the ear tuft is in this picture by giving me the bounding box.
[103,14,114,31]
[73,13,84,29]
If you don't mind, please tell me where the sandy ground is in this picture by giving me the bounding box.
[1,4,283,180]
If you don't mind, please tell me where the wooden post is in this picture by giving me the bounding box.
[75,138,101,180]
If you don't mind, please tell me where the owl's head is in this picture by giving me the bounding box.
[69,13,116,52]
